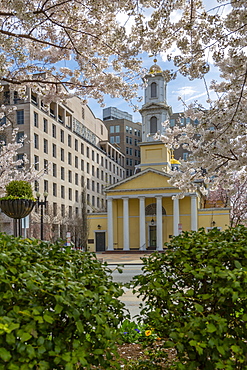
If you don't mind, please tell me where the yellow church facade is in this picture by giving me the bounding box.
[87,62,230,252]
[87,144,230,252]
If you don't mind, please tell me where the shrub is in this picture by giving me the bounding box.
[133,226,247,369]
[0,234,126,369]
[3,180,34,200]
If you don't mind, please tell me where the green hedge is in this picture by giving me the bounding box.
[133,226,247,369]
[0,234,126,369]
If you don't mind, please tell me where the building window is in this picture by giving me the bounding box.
[81,143,84,154]
[75,173,78,185]
[44,159,48,173]
[86,147,89,158]
[34,134,39,149]
[69,206,72,217]
[129,127,132,134]
[105,159,108,169]
[183,152,188,161]
[61,166,65,180]
[16,131,24,143]
[52,124,56,138]
[115,136,120,143]
[81,159,84,171]
[75,156,78,168]
[92,165,95,176]
[75,190,78,202]
[92,196,95,206]
[87,163,90,174]
[69,188,72,200]
[150,116,157,133]
[61,186,65,199]
[52,143,56,158]
[68,152,71,165]
[53,163,57,177]
[44,180,48,193]
[87,178,90,190]
[53,183,57,196]
[129,148,132,155]
[44,139,48,153]
[92,150,94,161]
[110,136,114,144]
[92,180,95,191]
[96,168,99,178]
[151,82,157,97]
[115,125,120,133]
[97,153,99,163]
[61,148,64,161]
[110,126,114,133]
[60,129,64,142]
[16,110,24,125]
[34,155,39,170]
[68,170,72,183]
[68,134,71,147]
[43,118,48,133]
[53,202,57,217]
[81,175,84,186]
[126,125,129,133]
[126,136,129,143]
[126,147,129,155]
[34,112,38,127]
[61,204,65,217]
[101,156,104,166]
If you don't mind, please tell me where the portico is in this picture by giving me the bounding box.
[104,168,200,251]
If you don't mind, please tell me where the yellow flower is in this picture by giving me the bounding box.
[145,330,152,336]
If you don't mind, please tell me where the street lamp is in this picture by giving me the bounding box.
[36,192,48,240]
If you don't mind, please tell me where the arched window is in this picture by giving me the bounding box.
[150,116,157,134]
[151,82,157,97]
[145,203,166,215]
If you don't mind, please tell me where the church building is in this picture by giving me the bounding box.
[87,62,230,252]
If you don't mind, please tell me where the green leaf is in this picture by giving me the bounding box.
[0,347,11,361]
[207,323,217,333]
[20,332,32,342]
[43,314,54,324]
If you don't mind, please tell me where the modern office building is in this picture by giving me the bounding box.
[103,108,142,177]
[0,84,125,238]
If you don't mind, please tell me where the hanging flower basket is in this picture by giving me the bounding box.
[0,199,36,219]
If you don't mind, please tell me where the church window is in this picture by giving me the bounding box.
[151,82,157,98]
[150,116,157,133]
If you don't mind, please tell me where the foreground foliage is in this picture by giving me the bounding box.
[133,226,247,369]
[0,234,125,369]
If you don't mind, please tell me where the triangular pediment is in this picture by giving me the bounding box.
[105,168,177,193]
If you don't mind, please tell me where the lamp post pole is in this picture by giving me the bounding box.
[36,192,48,240]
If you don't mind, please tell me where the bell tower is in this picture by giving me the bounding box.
[140,59,172,142]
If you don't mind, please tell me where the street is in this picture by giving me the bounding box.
[108,264,144,319]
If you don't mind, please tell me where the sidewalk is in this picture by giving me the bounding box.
[96,252,148,264]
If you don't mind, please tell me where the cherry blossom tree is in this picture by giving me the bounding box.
[206,173,247,227]
[0,0,246,190]
[0,123,40,195]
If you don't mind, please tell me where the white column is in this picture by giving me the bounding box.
[156,196,163,251]
[139,197,146,250]
[191,195,198,231]
[123,197,130,250]
[173,197,180,236]
[107,197,114,251]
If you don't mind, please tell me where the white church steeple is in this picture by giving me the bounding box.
[140,59,172,142]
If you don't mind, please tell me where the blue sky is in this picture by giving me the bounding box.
[88,52,221,122]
